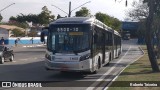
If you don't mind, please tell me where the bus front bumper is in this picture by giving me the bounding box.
[45,59,92,72]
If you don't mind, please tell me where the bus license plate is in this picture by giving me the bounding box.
[61,67,68,71]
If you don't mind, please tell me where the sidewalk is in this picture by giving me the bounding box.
[106,46,160,90]
[11,44,46,48]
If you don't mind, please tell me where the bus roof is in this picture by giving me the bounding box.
[50,17,94,24]
[114,30,121,37]
[50,17,121,36]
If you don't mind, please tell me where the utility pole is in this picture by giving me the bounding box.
[52,1,91,17]
[68,2,71,17]
[0,3,15,13]
[0,3,15,22]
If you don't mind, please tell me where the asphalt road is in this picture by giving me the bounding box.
[0,39,143,90]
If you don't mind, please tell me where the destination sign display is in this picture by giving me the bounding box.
[69,32,83,35]
[56,27,80,32]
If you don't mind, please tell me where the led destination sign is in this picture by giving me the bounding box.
[56,27,80,32]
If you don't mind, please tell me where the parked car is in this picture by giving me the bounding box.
[0,45,14,64]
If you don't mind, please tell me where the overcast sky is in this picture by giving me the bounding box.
[0,0,139,22]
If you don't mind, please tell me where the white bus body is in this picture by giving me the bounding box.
[44,17,121,73]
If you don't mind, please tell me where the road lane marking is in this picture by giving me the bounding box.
[103,54,144,90]
[12,61,16,62]
[20,59,28,61]
[17,57,44,62]
[86,46,131,90]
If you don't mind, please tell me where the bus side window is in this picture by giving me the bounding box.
[94,33,98,44]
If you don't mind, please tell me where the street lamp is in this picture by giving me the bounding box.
[51,1,91,17]
[0,3,15,13]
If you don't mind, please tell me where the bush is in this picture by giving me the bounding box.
[28,31,37,37]
[12,28,25,37]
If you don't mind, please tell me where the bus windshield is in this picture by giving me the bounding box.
[48,24,90,53]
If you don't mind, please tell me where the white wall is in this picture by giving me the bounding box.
[0,28,9,39]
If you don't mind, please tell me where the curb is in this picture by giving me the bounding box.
[11,44,46,48]
[22,45,44,48]
[103,46,145,90]
[138,46,145,54]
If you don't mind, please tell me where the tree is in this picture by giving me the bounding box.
[9,6,55,26]
[75,7,90,17]
[153,15,160,59]
[28,31,37,37]
[0,14,3,22]
[9,16,17,21]
[38,6,55,25]
[95,12,121,31]
[127,0,160,72]
[57,14,61,19]
[126,1,148,44]
[12,28,25,37]
[143,0,160,72]
[126,1,149,21]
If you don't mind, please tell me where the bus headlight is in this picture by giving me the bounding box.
[0,52,2,56]
[45,53,51,61]
[80,53,90,61]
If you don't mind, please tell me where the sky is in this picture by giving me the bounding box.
[0,0,139,22]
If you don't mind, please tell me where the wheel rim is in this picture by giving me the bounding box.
[10,55,14,61]
[11,56,13,60]
[1,57,4,63]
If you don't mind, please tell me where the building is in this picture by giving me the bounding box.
[0,25,25,44]
[0,25,44,45]
[122,22,139,38]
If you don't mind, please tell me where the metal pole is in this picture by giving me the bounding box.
[51,1,90,17]
[51,4,68,15]
[0,3,15,13]
[68,1,71,17]
[70,1,91,12]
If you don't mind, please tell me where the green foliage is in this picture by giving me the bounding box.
[38,6,55,25]
[9,16,17,21]
[95,12,121,31]
[6,22,29,29]
[12,28,25,37]
[28,31,37,37]
[57,14,61,19]
[75,7,90,17]
[9,6,55,26]
[0,14,3,22]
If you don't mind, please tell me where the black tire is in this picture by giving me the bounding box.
[92,58,101,74]
[45,67,50,70]
[60,71,69,74]
[0,57,5,64]
[9,55,14,62]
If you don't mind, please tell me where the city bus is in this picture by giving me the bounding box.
[44,17,122,73]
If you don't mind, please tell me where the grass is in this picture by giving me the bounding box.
[107,46,160,90]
